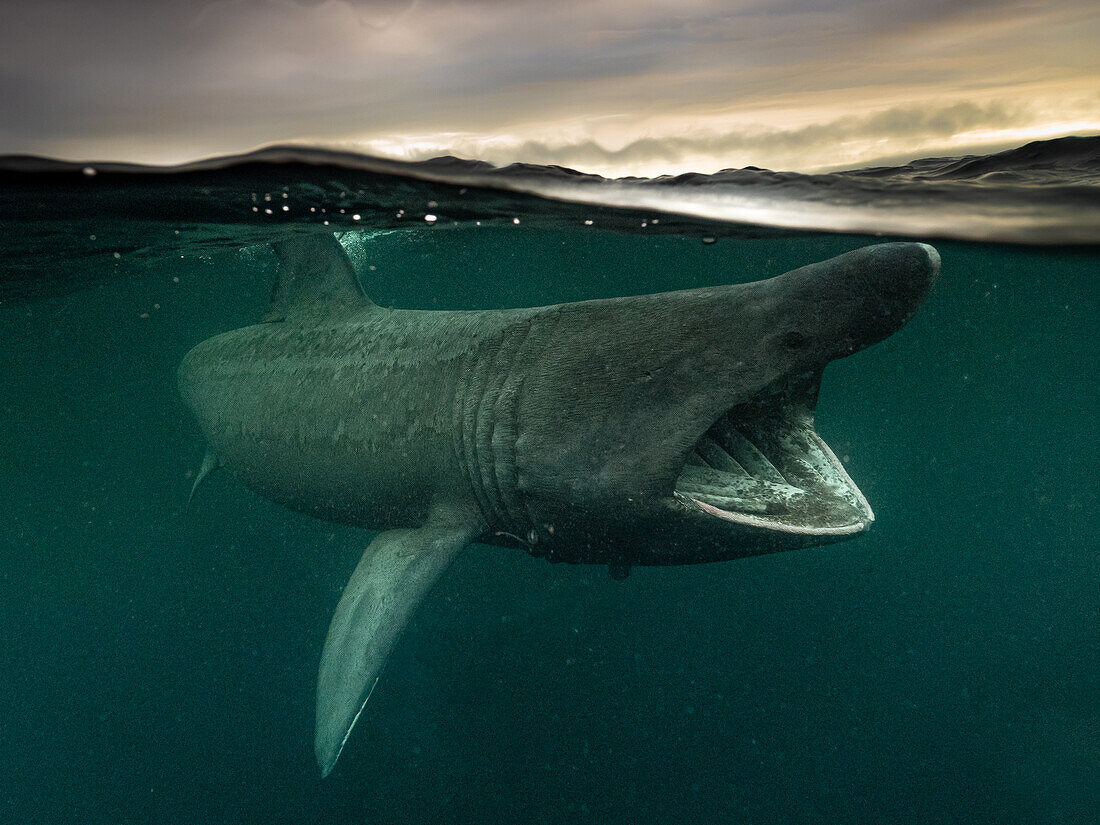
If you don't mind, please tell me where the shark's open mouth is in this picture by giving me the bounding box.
[674,394,874,536]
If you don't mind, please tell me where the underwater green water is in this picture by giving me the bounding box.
[0,227,1096,823]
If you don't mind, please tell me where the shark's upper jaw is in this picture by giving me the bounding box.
[672,385,874,536]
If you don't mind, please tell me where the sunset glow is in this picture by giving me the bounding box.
[1,0,1097,173]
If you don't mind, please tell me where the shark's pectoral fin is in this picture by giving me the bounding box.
[315,516,479,777]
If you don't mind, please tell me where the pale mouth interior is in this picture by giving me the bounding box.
[674,397,873,535]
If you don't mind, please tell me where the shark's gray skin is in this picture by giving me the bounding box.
[178,234,939,777]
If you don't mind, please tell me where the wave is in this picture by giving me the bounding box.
[0,136,1096,298]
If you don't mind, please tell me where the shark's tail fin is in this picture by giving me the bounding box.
[263,233,376,323]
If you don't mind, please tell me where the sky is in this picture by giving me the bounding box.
[1,0,1098,176]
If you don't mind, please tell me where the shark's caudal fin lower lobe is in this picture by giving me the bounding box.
[315,519,479,778]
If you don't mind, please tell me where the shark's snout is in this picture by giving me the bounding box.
[767,242,940,365]
[848,242,939,348]
[832,241,940,357]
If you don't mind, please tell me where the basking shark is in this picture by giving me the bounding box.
[178,234,939,776]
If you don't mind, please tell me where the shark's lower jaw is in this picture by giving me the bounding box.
[673,397,874,536]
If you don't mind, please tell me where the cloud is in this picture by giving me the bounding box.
[1,0,1097,170]
[341,89,1100,175]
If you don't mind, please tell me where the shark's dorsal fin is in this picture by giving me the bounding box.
[263,233,375,322]
[315,513,480,778]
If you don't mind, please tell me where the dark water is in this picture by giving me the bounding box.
[1,139,1097,824]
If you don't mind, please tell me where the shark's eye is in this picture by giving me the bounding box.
[782,330,808,349]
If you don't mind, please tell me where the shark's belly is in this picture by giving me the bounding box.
[222,431,440,527]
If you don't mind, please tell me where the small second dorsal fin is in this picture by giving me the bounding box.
[263,233,376,322]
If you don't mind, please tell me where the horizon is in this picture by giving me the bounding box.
[4,133,1097,182]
